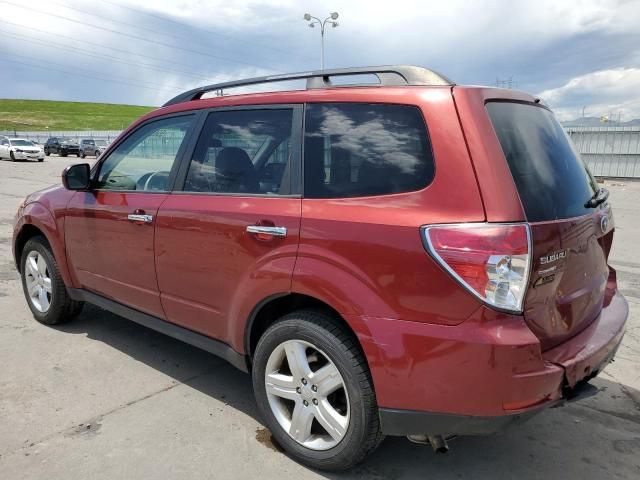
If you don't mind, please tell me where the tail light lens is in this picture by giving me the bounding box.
[422,223,531,313]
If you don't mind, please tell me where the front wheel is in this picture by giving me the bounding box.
[252,310,382,471]
[60,150,67,157]
[21,236,84,325]
[10,151,16,162]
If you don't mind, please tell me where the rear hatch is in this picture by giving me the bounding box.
[487,102,612,350]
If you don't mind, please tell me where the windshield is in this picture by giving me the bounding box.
[487,102,599,222]
[11,140,34,146]
[59,137,74,143]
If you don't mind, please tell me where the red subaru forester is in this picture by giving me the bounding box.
[13,66,627,470]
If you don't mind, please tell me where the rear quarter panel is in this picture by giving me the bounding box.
[293,87,486,325]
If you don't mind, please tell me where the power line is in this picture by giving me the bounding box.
[98,0,293,57]
[0,51,181,93]
[1,19,211,75]
[0,57,173,97]
[0,1,276,70]
[0,29,214,81]
[47,0,196,44]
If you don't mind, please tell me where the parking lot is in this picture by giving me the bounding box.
[0,154,638,479]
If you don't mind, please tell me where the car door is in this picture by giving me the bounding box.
[154,106,302,344]
[65,113,197,318]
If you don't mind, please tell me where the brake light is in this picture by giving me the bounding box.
[422,223,531,313]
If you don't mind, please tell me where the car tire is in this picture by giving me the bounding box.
[252,310,383,471]
[60,150,67,157]
[20,236,84,325]
[76,152,80,157]
[10,151,16,162]
[45,149,50,156]
[38,158,44,162]
[81,152,86,158]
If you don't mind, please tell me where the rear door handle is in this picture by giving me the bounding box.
[246,225,287,237]
[127,213,153,223]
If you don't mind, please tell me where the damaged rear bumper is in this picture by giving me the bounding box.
[369,289,628,437]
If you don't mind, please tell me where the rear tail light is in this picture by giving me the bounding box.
[422,223,531,313]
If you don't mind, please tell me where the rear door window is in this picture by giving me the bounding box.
[486,102,599,222]
[303,103,434,198]
[183,109,294,195]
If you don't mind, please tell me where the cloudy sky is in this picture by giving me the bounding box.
[1,0,639,120]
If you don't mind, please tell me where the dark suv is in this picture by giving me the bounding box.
[12,66,627,471]
[44,137,80,157]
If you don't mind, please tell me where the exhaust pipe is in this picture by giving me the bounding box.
[407,434,449,453]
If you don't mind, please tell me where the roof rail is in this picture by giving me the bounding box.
[162,65,454,107]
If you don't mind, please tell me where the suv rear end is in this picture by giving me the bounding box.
[287,84,627,441]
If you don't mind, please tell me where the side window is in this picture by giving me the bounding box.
[96,115,194,191]
[184,109,293,195]
[304,103,434,198]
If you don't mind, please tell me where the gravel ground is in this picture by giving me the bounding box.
[0,154,638,479]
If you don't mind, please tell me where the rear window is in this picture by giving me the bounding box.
[304,103,434,198]
[487,102,599,222]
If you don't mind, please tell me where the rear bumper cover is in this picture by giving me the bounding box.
[351,287,627,437]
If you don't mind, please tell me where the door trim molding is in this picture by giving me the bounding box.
[67,288,249,372]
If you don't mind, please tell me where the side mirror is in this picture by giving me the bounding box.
[62,163,91,190]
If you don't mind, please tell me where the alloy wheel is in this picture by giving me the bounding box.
[24,251,52,313]
[264,339,350,450]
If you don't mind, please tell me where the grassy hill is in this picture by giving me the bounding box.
[0,99,155,131]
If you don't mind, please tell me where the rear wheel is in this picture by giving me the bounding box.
[252,310,382,471]
[20,236,83,325]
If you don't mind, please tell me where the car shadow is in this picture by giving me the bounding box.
[57,305,640,479]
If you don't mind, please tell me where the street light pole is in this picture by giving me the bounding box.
[303,12,339,70]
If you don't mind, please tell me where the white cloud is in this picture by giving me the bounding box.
[537,68,640,120]
[0,0,638,112]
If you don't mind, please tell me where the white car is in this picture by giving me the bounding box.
[0,137,45,162]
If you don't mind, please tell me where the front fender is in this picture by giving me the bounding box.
[16,201,75,287]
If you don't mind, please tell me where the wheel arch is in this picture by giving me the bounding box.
[14,204,75,287]
[244,293,372,365]
[14,223,48,272]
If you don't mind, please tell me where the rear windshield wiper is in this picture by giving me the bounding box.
[584,187,609,208]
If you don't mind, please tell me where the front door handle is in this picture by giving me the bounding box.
[128,213,153,224]
[246,225,287,237]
